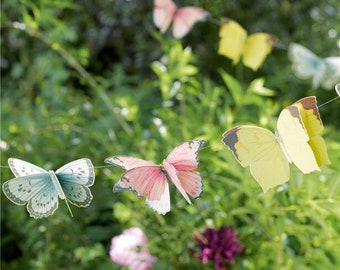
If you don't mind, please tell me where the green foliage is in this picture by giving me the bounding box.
[1,0,339,270]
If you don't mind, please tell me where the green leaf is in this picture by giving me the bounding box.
[219,69,243,106]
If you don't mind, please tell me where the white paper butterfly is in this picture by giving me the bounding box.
[2,158,95,218]
[288,43,340,90]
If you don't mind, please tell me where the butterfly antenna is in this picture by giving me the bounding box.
[64,199,74,218]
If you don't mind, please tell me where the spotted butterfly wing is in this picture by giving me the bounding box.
[3,158,61,218]
[56,158,95,207]
[2,158,95,218]
[8,158,47,177]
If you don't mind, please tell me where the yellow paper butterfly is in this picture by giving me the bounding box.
[222,96,330,192]
[218,19,275,71]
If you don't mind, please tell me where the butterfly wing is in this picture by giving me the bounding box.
[165,140,205,199]
[295,97,330,166]
[153,0,177,34]
[115,166,171,214]
[242,33,275,71]
[2,174,59,218]
[106,156,159,192]
[56,159,95,207]
[288,43,326,88]
[8,158,48,177]
[105,156,155,171]
[166,140,206,170]
[172,7,208,38]
[222,126,289,192]
[146,186,170,215]
[321,57,340,89]
[336,82,340,96]
[218,19,247,65]
[277,102,320,174]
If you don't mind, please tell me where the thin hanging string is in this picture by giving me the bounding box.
[94,164,115,169]
[1,82,339,170]
[318,96,340,108]
[0,165,10,168]
[0,164,115,170]
[318,82,340,108]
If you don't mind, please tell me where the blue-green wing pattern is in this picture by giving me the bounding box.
[56,158,95,207]
[2,173,59,218]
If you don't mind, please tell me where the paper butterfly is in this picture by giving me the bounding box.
[105,140,206,214]
[222,96,330,192]
[218,18,275,71]
[153,0,208,39]
[288,43,340,90]
[336,82,340,96]
[2,158,95,218]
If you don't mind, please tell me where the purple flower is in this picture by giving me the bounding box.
[110,227,157,270]
[194,226,243,270]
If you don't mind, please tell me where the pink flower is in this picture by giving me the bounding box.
[110,227,156,270]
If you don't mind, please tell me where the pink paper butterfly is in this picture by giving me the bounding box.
[105,140,206,214]
[153,0,208,39]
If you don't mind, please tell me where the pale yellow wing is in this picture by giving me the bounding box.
[277,102,320,174]
[218,19,247,65]
[242,33,275,71]
[293,96,330,166]
[222,126,289,192]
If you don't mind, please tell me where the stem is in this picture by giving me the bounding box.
[9,22,133,135]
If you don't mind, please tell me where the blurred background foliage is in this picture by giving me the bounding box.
[1,0,339,269]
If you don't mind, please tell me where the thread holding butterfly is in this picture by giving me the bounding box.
[318,82,340,108]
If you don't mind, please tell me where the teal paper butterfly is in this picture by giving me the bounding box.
[288,43,340,90]
[2,158,95,218]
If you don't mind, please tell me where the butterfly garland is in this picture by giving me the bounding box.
[105,140,206,215]
[2,158,95,218]
[2,99,333,217]
[2,5,337,218]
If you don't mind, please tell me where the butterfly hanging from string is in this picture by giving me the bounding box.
[153,0,209,39]
[221,83,340,192]
[1,139,207,217]
[2,158,95,218]
[105,140,206,215]
[288,43,340,90]
[217,18,276,71]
